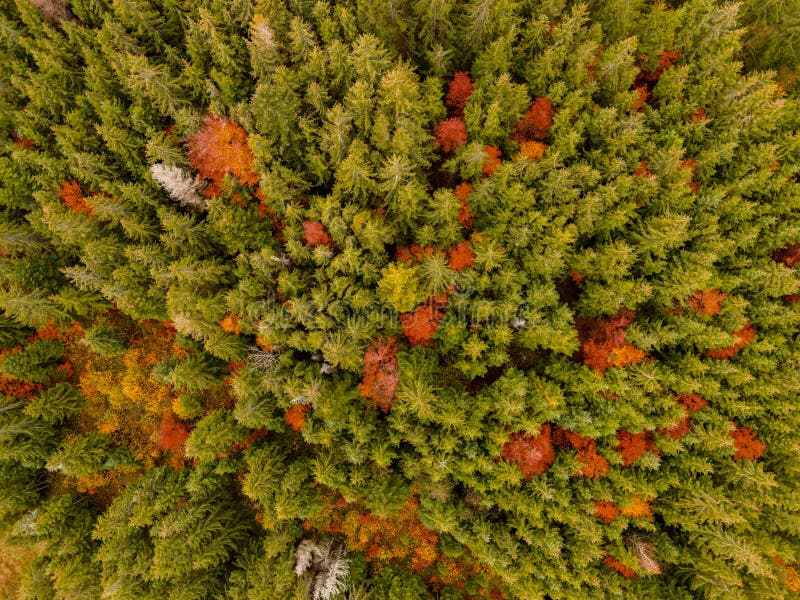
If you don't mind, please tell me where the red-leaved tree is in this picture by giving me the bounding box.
[454,182,474,229]
[731,422,766,460]
[445,72,474,117]
[447,241,474,272]
[285,403,311,432]
[400,295,448,347]
[434,118,467,154]
[501,425,555,478]
[553,427,609,479]
[358,338,400,413]
[514,97,555,142]
[302,221,335,248]
[706,323,755,359]
[157,413,192,452]
[58,181,94,216]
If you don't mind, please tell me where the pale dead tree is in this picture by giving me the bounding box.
[510,316,527,330]
[625,532,661,575]
[320,362,336,375]
[269,254,291,266]
[250,15,277,52]
[294,539,351,600]
[149,163,207,211]
[30,0,74,24]
[247,347,280,372]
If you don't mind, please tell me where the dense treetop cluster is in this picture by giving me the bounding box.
[1,0,800,598]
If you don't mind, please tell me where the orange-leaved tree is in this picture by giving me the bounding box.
[187,114,259,189]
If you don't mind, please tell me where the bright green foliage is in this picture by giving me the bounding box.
[14,496,102,600]
[81,324,126,357]
[0,340,64,383]
[243,443,322,524]
[0,312,31,348]
[0,398,57,469]
[0,0,798,599]
[152,352,225,392]
[24,382,85,424]
[94,466,254,599]
[184,410,248,462]
[46,432,138,477]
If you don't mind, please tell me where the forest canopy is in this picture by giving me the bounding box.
[1,0,800,598]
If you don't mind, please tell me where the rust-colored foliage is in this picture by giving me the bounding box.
[57,181,94,216]
[10,133,35,149]
[454,182,474,229]
[219,313,241,335]
[285,403,311,432]
[621,496,653,518]
[501,424,555,478]
[615,430,656,466]
[687,289,727,316]
[255,188,286,240]
[28,323,66,343]
[447,241,474,272]
[632,160,650,177]
[520,140,548,161]
[774,243,800,267]
[658,416,691,440]
[0,375,42,400]
[187,114,259,187]
[631,86,649,111]
[434,118,467,154]
[679,158,699,193]
[515,97,555,141]
[308,493,504,594]
[0,347,44,399]
[77,320,182,468]
[400,295,448,347]
[55,361,74,381]
[731,423,766,461]
[156,412,191,452]
[630,50,682,111]
[775,557,800,593]
[691,107,707,122]
[633,50,681,89]
[594,501,620,523]
[569,268,586,285]
[302,220,335,248]
[677,393,709,412]
[657,394,701,439]
[553,427,609,479]
[445,72,474,117]
[358,337,400,412]
[658,50,682,71]
[706,323,756,359]
[231,427,268,453]
[784,293,800,305]
[352,498,439,570]
[328,496,439,569]
[607,344,647,369]
[604,552,636,579]
[0,534,39,598]
[576,309,645,373]
[482,145,502,176]
[395,244,435,263]
[586,52,600,82]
